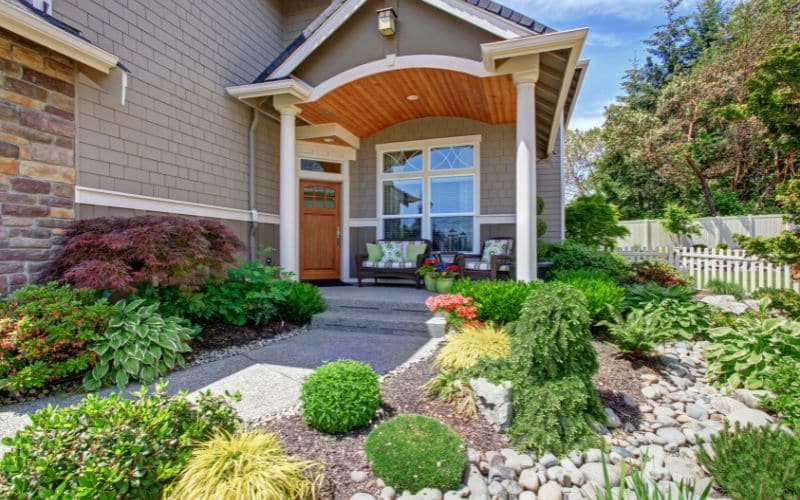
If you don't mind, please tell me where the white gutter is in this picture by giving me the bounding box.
[247,108,260,261]
[0,1,118,73]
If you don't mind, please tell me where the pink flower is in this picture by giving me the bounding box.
[425,293,473,313]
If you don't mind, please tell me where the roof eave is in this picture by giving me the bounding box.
[0,1,118,73]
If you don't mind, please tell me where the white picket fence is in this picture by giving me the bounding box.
[616,246,800,293]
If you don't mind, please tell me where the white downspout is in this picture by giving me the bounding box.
[248,108,260,261]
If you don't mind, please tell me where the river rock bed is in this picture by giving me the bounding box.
[353,341,774,500]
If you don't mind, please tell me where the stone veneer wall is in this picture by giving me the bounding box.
[0,28,76,294]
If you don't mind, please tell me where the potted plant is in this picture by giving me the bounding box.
[417,258,439,291]
[434,263,459,293]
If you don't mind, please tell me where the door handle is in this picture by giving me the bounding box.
[336,226,341,239]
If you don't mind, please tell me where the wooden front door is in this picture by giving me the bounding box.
[299,180,341,280]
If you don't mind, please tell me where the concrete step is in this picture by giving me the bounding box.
[310,310,431,337]
[324,296,431,315]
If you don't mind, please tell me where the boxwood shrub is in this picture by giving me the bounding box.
[544,241,630,282]
[365,414,466,493]
[0,386,240,498]
[450,279,540,324]
[300,359,381,433]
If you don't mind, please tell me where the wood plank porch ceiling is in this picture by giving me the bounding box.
[297,61,567,159]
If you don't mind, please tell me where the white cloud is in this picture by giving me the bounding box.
[502,0,695,23]
[586,32,624,48]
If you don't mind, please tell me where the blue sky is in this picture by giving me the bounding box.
[503,0,699,130]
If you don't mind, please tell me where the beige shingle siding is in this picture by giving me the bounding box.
[55,0,284,210]
[281,0,331,48]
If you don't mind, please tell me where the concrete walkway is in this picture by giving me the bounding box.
[0,286,438,442]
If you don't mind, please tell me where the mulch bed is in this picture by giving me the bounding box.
[263,340,653,499]
[183,321,300,363]
[593,340,658,428]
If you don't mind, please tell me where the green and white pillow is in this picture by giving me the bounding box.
[481,239,513,262]
[379,241,403,262]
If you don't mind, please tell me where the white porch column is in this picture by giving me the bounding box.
[278,105,300,277]
[514,70,538,281]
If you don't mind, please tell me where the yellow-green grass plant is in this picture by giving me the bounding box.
[435,325,511,371]
[166,431,323,500]
[423,369,477,416]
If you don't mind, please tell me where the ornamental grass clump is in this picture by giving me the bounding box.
[300,359,381,433]
[435,325,511,371]
[167,431,323,500]
[365,414,466,494]
[471,283,605,455]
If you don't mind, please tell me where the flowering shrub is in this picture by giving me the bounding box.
[43,216,244,293]
[0,283,114,392]
[425,294,478,323]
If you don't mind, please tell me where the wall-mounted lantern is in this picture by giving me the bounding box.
[377,8,397,37]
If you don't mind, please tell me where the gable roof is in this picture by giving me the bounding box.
[253,0,555,83]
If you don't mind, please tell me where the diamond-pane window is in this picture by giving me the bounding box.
[431,145,474,170]
[383,150,423,173]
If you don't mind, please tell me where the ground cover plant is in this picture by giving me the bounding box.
[364,414,466,494]
[705,278,746,300]
[698,425,800,499]
[761,358,800,429]
[470,282,604,455]
[300,359,381,433]
[641,299,711,339]
[704,302,800,390]
[82,298,194,390]
[44,215,243,293]
[627,260,688,287]
[752,287,800,319]
[0,283,114,392]
[449,279,539,324]
[167,431,322,500]
[552,269,625,322]
[544,241,630,282]
[0,385,240,498]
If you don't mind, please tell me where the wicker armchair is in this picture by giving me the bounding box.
[454,237,514,280]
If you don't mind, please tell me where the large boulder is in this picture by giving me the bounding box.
[470,378,513,430]
[700,295,748,315]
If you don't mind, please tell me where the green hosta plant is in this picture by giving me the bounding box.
[643,299,711,339]
[624,282,695,310]
[601,308,673,356]
[704,301,800,390]
[84,299,194,390]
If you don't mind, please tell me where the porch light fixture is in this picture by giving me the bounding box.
[406,94,419,101]
[377,8,396,37]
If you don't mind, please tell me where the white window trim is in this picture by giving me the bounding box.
[376,135,481,253]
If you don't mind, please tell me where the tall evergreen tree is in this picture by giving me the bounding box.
[644,0,692,86]
[687,0,727,60]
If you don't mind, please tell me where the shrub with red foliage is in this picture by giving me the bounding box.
[0,282,115,392]
[43,216,244,293]
[627,259,688,287]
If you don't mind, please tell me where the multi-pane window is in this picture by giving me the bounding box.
[378,140,478,252]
